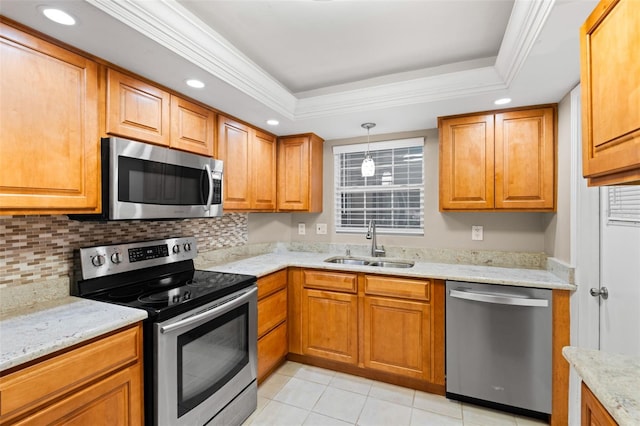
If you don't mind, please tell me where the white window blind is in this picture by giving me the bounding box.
[333,138,424,235]
[607,186,640,225]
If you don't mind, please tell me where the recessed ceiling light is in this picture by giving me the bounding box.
[186,79,205,89]
[266,119,279,126]
[494,98,512,105]
[41,8,76,26]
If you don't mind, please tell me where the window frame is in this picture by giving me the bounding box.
[333,137,425,235]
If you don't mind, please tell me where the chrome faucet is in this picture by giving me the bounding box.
[366,219,386,257]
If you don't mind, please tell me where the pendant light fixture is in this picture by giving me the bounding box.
[361,122,376,177]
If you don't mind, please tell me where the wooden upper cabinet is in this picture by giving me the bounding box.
[439,105,556,212]
[217,115,276,211]
[439,114,495,210]
[106,68,171,146]
[170,94,215,156]
[277,133,324,212]
[580,0,640,186]
[495,108,555,210]
[0,20,100,215]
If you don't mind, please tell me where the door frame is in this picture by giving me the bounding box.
[568,84,601,425]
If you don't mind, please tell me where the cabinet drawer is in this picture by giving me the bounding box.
[303,270,357,293]
[0,325,141,419]
[258,269,287,300]
[258,288,287,338]
[364,275,430,301]
[257,321,288,382]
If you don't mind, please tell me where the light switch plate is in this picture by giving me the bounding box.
[472,225,483,241]
[316,223,327,234]
[298,223,306,235]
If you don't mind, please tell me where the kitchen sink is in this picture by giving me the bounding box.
[324,257,369,266]
[323,256,414,268]
[366,260,414,268]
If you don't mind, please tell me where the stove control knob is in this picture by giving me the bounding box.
[91,254,105,267]
[172,244,180,254]
[183,242,192,252]
[110,252,123,264]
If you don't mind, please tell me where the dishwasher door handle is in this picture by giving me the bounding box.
[449,289,549,307]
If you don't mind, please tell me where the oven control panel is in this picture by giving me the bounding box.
[78,237,198,280]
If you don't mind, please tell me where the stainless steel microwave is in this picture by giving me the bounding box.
[70,137,223,221]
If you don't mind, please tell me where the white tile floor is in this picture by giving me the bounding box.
[243,362,549,426]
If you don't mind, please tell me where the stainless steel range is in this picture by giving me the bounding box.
[73,237,257,426]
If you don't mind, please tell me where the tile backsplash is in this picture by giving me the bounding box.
[0,214,248,288]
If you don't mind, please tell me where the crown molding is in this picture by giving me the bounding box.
[87,0,555,121]
[86,0,297,119]
[495,0,556,85]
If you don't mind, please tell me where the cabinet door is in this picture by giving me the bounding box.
[363,296,431,380]
[495,107,555,210]
[439,114,495,210]
[580,382,617,426]
[257,288,287,338]
[581,0,640,185]
[217,116,251,210]
[301,289,358,364]
[170,95,215,156]
[277,136,310,211]
[13,365,143,426]
[257,321,288,383]
[251,130,277,210]
[106,68,170,146]
[0,22,99,214]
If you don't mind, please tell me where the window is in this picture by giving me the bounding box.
[607,186,640,226]
[333,138,424,234]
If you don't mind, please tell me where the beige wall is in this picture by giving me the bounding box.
[544,90,574,263]
[249,123,562,253]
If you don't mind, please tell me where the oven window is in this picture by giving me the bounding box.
[118,156,208,205]
[176,304,249,418]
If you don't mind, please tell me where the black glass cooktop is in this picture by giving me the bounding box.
[83,269,256,320]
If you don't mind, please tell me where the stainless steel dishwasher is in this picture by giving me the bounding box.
[445,280,552,419]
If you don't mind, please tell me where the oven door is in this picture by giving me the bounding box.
[108,137,223,220]
[154,285,257,426]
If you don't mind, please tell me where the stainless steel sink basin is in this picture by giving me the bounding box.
[367,260,415,268]
[324,257,369,266]
[323,256,414,268]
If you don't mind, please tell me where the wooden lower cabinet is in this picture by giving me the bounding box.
[288,268,445,392]
[0,324,143,425]
[363,295,431,380]
[581,382,617,426]
[257,270,288,382]
[301,288,358,364]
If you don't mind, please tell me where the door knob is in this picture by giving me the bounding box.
[589,287,609,299]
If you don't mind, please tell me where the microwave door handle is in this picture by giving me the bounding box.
[449,289,549,307]
[203,163,214,211]
[160,286,257,334]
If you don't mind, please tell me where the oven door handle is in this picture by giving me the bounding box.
[160,286,257,334]
[203,163,214,212]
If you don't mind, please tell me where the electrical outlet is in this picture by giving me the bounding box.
[316,223,327,235]
[298,223,306,235]
[472,225,484,241]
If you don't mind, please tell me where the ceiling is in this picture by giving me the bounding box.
[1,0,597,140]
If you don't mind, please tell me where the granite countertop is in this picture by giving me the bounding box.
[563,346,640,425]
[0,249,571,373]
[203,251,575,290]
[0,297,147,372]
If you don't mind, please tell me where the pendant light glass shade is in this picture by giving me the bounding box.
[361,154,375,177]
[361,122,376,177]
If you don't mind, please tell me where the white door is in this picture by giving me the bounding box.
[598,186,640,356]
